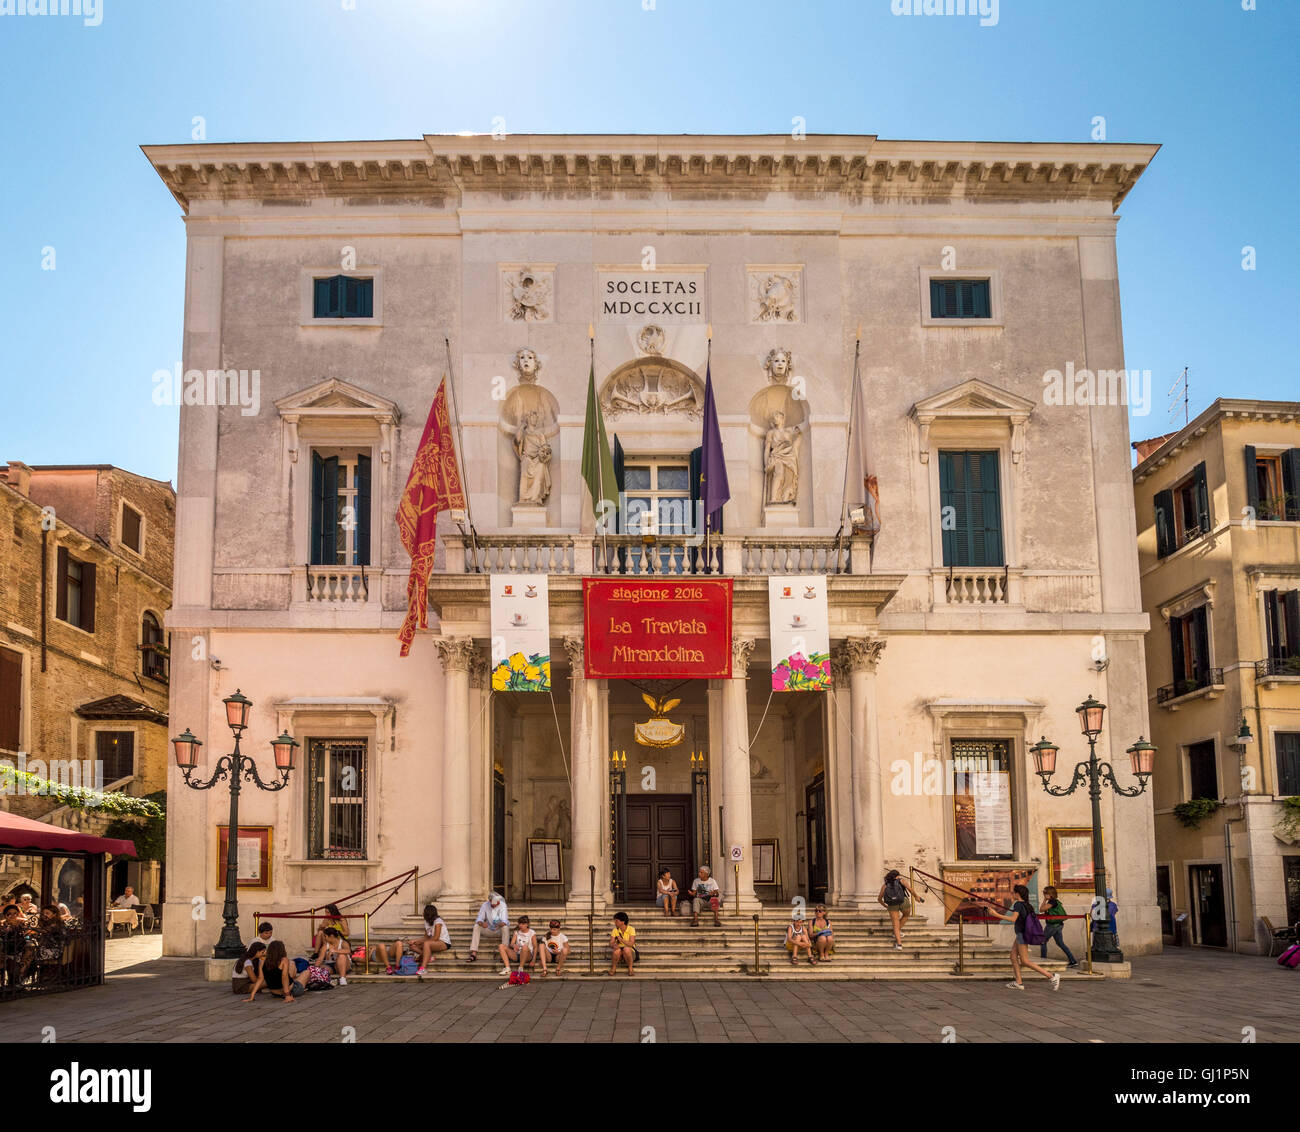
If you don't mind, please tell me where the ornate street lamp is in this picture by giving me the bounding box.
[172,690,295,959]
[1031,696,1154,964]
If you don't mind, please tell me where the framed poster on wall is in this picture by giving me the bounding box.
[527,838,564,886]
[216,825,272,890]
[1047,826,1101,892]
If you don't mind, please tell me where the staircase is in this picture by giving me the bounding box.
[346,904,1101,982]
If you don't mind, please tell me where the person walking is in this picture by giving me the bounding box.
[1039,886,1078,968]
[878,869,923,950]
[985,885,1060,992]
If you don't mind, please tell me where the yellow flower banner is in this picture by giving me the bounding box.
[489,574,551,692]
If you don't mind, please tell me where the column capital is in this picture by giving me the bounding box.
[561,636,584,671]
[731,636,756,676]
[837,636,886,674]
[434,636,476,673]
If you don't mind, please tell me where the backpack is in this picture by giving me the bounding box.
[1278,943,1300,969]
[884,878,906,905]
[1021,905,1047,946]
[397,955,420,975]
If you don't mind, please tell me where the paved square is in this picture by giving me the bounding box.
[3,941,1297,1043]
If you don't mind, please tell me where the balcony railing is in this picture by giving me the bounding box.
[445,532,867,576]
[304,565,370,603]
[1156,668,1225,704]
[932,566,1024,606]
[1257,656,1300,679]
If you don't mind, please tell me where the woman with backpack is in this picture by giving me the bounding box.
[984,885,1060,992]
[878,869,923,951]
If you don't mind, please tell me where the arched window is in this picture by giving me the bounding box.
[141,612,168,683]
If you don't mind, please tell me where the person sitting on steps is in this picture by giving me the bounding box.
[499,915,537,976]
[811,905,834,963]
[689,866,721,927]
[786,912,814,966]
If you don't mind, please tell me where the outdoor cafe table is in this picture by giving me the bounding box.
[106,908,138,934]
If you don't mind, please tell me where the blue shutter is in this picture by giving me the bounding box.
[313,278,331,318]
[1170,616,1186,690]
[1283,449,1300,521]
[1153,489,1174,558]
[355,453,371,566]
[971,280,991,318]
[1278,733,1300,797]
[1243,445,1260,514]
[311,453,338,564]
[975,451,1003,566]
[939,451,959,565]
[1192,462,1210,533]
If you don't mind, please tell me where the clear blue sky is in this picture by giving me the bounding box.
[0,0,1295,484]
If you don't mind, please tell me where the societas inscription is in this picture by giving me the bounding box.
[597,271,707,323]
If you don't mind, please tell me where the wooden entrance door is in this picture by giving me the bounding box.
[805,776,828,902]
[624,795,692,901]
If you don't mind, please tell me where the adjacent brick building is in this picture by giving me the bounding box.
[0,462,175,904]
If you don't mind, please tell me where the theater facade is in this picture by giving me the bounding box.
[146,132,1162,955]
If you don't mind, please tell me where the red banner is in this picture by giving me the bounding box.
[582,578,732,680]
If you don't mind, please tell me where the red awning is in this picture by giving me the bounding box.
[0,811,136,856]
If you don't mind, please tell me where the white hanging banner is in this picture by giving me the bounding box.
[767,575,831,691]
[972,772,1013,856]
[489,574,551,692]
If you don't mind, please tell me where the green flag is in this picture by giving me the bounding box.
[580,360,618,527]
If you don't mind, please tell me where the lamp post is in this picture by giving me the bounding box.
[1028,695,1155,963]
[172,690,298,959]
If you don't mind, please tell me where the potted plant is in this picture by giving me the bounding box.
[1172,797,1222,829]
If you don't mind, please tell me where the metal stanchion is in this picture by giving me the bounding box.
[364,912,370,975]
[733,863,740,916]
[751,913,761,976]
[1086,916,1094,975]
[956,915,967,976]
[414,866,419,917]
[587,865,596,975]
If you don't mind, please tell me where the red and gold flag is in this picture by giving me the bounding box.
[396,377,466,656]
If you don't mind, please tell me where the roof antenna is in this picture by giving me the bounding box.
[1166,366,1189,429]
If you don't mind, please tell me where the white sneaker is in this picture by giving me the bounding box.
[338,977,347,986]
[1051,973,1060,991]
[893,943,903,951]
[500,966,511,975]
[1006,982,1024,991]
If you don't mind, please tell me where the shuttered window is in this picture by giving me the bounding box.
[1264,590,1300,660]
[939,450,1004,567]
[55,546,95,633]
[1169,605,1210,693]
[930,278,991,319]
[311,450,371,566]
[1155,461,1211,557]
[1245,446,1300,522]
[312,275,373,319]
[1277,734,1300,797]
[95,731,135,785]
[0,647,21,752]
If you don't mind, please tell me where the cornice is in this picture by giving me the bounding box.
[1133,398,1300,484]
[143,135,1159,213]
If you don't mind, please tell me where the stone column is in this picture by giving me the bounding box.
[828,648,855,904]
[564,637,608,913]
[843,636,887,905]
[720,638,761,911]
[435,637,475,908]
[468,651,491,898]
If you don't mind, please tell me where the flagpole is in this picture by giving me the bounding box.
[590,327,609,570]
[443,337,481,570]
[704,331,713,574]
[835,326,862,564]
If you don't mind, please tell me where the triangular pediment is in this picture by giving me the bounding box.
[910,378,1036,423]
[276,377,400,422]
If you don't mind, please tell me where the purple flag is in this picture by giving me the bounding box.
[700,360,730,530]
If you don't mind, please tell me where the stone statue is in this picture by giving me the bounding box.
[514,409,552,505]
[754,273,799,322]
[764,409,803,505]
[500,348,560,433]
[764,348,793,384]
